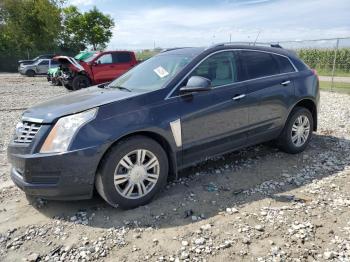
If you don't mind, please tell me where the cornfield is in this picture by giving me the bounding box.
[296,48,350,76]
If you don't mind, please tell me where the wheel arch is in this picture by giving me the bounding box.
[290,98,317,131]
[95,130,178,186]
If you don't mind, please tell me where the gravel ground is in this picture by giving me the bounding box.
[0,73,349,262]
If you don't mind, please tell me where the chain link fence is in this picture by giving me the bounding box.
[273,37,350,93]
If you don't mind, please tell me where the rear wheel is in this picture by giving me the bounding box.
[72,75,90,90]
[96,136,168,209]
[26,70,35,77]
[278,107,313,154]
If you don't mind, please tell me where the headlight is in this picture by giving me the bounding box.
[40,108,97,153]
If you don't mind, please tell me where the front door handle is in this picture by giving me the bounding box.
[281,80,291,86]
[232,94,246,101]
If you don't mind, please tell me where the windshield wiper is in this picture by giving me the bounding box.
[108,85,132,92]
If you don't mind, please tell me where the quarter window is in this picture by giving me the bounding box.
[240,51,279,80]
[189,51,238,87]
[273,55,295,73]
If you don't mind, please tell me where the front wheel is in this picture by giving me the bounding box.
[96,136,169,209]
[278,107,313,154]
[26,70,35,77]
[72,75,90,90]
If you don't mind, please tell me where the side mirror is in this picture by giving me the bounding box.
[179,76,212,94]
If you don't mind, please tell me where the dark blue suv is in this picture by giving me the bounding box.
[8,44,319,209]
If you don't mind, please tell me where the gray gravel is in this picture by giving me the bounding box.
[0,74,349,262]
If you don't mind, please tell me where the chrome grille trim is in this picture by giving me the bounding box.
[14,122,42,144]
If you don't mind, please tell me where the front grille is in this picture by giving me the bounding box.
[14,122,41,143]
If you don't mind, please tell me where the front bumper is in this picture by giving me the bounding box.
[60,74,73,87]
[18,68,27,75]
[8,145,104,200]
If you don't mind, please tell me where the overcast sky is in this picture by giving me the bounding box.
[69,0,350,49]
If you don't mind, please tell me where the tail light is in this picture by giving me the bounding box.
[311,69,319,79]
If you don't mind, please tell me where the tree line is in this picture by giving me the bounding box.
[0,0,114,71]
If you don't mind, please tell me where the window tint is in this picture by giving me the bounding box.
[51,60,59,65]
[240,51,279,80]
[273,55,295,73]
[112,52,132,63]
[96,54,112,64]
[189,51,238,87]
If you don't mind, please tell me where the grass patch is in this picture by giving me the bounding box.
[316,69,350,77]
[320,81,350,94]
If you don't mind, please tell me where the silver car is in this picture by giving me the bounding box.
[19,59,59,77]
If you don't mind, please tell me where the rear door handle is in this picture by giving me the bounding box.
[232,94,246,101]
[281,80,291,86]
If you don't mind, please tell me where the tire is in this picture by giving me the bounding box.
[64,84,73,90]
[278,107,313,154]
[26,70,35,77]
[72,75,90,90]
[96,136,169,209]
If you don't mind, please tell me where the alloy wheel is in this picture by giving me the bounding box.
[291,115,310,147]
[114,149,160,199]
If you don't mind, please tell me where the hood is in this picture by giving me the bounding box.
[22,86,141,123]
[53,56,85,71]
[19,60,35,66]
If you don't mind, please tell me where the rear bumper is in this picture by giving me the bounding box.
[8,145,104,200]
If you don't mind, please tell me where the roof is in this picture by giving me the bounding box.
[159,44,296,59]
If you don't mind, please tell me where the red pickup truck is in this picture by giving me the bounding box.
[54,51,138,90]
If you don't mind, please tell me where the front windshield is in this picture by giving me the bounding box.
[109,53,195,92]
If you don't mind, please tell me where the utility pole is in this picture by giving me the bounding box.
[331,38,340,91]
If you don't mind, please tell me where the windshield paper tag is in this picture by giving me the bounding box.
[153,66,169,78]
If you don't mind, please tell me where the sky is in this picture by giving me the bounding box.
[69,0,350,49]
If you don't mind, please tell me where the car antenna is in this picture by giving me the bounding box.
[253,30,262,46]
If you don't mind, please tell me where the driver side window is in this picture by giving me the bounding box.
[189,51,238,87]
[96,54,112,64]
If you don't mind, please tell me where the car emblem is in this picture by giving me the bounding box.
[15,122,24,138]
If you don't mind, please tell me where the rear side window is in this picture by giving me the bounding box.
[240,51,279,80]
[112,53,132,63]
[189,51,239,87]
[273,55,295,73]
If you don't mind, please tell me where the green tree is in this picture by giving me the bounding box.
[80,7,114,50]
[59,6,86,52]
[0,0,62,53]
[60,6,114,51]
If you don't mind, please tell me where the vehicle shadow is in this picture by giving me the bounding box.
[34,133,349,229]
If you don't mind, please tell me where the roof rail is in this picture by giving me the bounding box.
[207,42,283,49]
[161,47,189,53]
